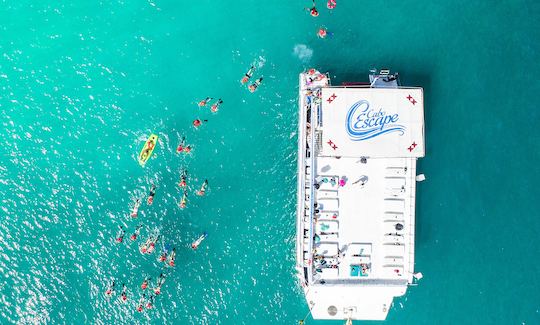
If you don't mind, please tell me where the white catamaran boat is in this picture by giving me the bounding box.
[296,69,425,321]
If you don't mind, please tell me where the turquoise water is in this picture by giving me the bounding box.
[1,0,539,324]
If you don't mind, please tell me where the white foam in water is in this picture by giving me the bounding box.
[293,44,313,62]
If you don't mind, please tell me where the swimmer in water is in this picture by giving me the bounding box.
[105,280,115,297]
[198,97,212,107]
[306,0,319,17]
[327,0,336,9]
[176,136,186,153]
[120,284,127,303]
[136,294,146,312]
[158,249,167,262]
[141,277,150,290]
[130,224,142,241]
[178,169,188,187]
[131,199,141,218]
[191,232,208,250]
[183,144,192,153]
[192,119,208,128]
[248,78,263,93]
[146,295,154,309]
[196,179,208,196]
[147,184,156,205]
[140,236,152,254]
[154,273,165,295]
[147,235,160,254]
[116,226,125,243]
[179,190,188,209]
[210,99,223,113]
[317,27,328,38]
[241,65,255,84]
[167,248,176,267]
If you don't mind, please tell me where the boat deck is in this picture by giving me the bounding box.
[310,155,416,283]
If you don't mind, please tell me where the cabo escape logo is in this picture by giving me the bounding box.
[345,100,405,141]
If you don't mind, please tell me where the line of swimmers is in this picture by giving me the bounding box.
[104,274,165,311]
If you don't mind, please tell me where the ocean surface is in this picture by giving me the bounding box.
[1,0,539,324]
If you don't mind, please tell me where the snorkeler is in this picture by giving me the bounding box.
[146,295,154,309]
[192,119,208,128]
[120,284,127,303]
[191,232,208,250]
[196,179,208,196]
[116,226,125,243]
[140,236,152,254]
[158,250,167,262]
[136,294,146,312]
[147,235,160,254]
[141,277,150,290]
[210,99,223,113]
[167,248,176,267]
[154,273,165,295]
[241,65,255,84]
[317,27,328,38]
[248,78,263,93]
[130,224,142,241]
[306,0,319,17]
[327,0,336,9]
[179,190,188,209]
[176,136,186,153]
[131,199,141,218]
[147,184,156,205]
[198,97,212,107]
[178,169,188,187]
[105,280,116,297]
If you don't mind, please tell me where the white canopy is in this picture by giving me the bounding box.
[319,87,425,158]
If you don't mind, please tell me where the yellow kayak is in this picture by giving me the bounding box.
[138,134,158,167]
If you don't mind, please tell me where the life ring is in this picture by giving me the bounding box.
[327,0,336,9]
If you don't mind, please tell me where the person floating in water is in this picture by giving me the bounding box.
[130,224,142,241]
[306,0,319,17]
[196,179,208,196]
[179,190,188,209]
[120,284,127,303]
[147,235,160,254]
[141,277,150,290]
[131,199,141,218]
[192,119,208,128]
[105,280,115,297]
[176,136,186,153]
[146,294,154,309]
[158,249,167,262]
[140,236,152,254]
[167,248,176,267]
[147,184,156,205]
[248,78,263,93]
[178,169,188,187]
[191,232,208,250]
[241,65,255,84]
[317,27,330,38]
[116,226,125,243]
[136,294,145,312]
[154,273,165,295]
[210,99,223,113]
[327,0,336,9]
[198,97,212,107]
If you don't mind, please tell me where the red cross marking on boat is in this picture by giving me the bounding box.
[327,140,338,150]
[407,142,417,152]
[326,93,337,104]
[406,94,417,105]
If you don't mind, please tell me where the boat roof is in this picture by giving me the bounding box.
[319,87,425,158]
